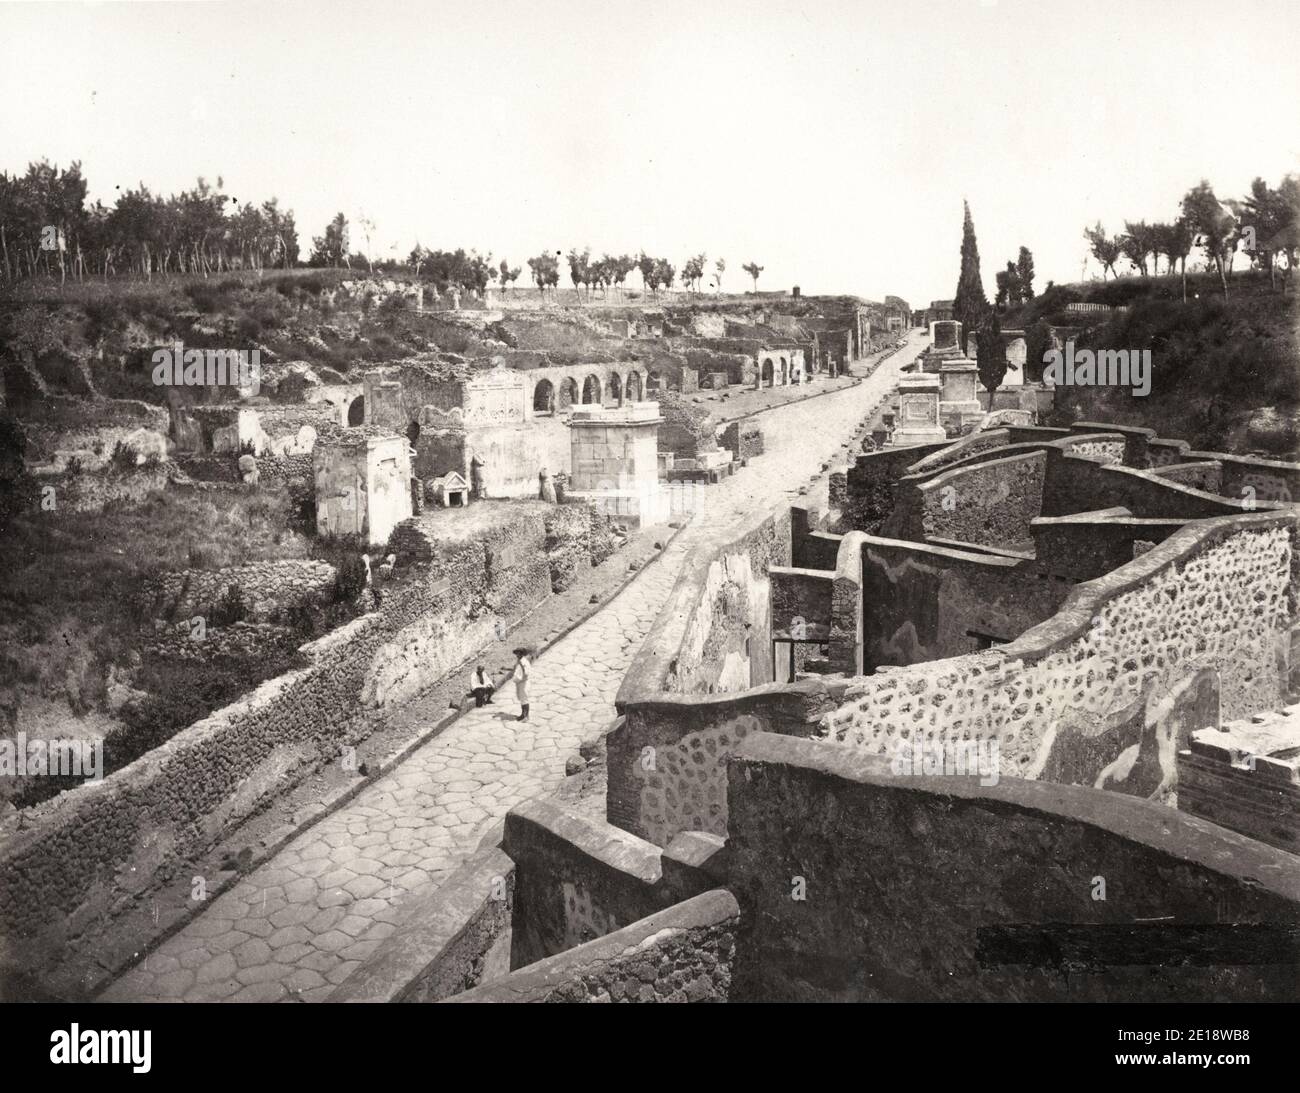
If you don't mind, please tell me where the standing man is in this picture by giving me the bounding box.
[511,647,532,722]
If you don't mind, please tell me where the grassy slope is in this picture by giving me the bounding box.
[1005,270,1299,457]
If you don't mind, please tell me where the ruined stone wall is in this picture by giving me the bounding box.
[719,421,763,463]
[916,451,1047,549]
[840,442,948,533]
[543,503,622,593]
[607,682,839,847]
[1042,452,1255,520]
[503,799,680,970]
[1188,451,1300,504]
[860,539,1071,669]
[0,506,554,972]
[727,732,1300,1002]
[666,509,789,693]
[449,889,737,1003]
[329,846,515,1003]
[824,514,1298,796]
[1150,460,1223,494]
[140,559,337,623]
[655,391,717,458]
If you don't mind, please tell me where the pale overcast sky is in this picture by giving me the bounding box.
[1,0,1296,305]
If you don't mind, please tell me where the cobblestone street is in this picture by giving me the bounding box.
[101,334,924,1002]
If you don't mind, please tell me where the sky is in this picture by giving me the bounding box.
[1,0,1297,305]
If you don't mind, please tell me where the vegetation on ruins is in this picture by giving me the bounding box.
[974,311,1009,393]
[1085,174,1297,300]
[953,200,989,338]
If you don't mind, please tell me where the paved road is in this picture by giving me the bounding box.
[102,332,925,1002]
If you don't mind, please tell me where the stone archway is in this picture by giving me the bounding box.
[779,356,788,384]
[347,395,365,426]
[582,375,602,404]
[533,378,556,415]
[760,358,773,386]
[559,376,579,411]
[626,371,642,402]
[608,372,623,406]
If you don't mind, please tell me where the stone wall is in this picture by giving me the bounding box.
[503,799,698,969]
[141,559,337,623]
[824,513,1299,798]
[448,889,738,1003]
[719,421,763,463]
[1150,460,1223,494]
[655,391,717,458]
[840,442,948,533]
[915,450,1047,549]
[664,508,790,693]
[727,732,1300,1002]
[0,504,555,975]
[329,846,514,1003]
[607,680,841,847]
[859,538,1071,669]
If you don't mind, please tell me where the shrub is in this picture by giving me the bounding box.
[110,440,139,471]
[211,582,247,626]
[333,553,368,603]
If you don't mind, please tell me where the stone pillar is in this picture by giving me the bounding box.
[890,373,947,445]
[566,403,665,525]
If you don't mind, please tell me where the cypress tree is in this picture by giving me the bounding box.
[954,200,988,344]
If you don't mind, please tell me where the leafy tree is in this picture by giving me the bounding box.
[526,252,560,297]
[1015,246,1034,300]
[994,262,1020,311]
[682,253,707,293]
[1181,180,1237,299]
[638,252,658,295]
[567,247,592,297]
[656,258,675,291]
[742,261,763,291]
[1084,221,1122,280]
[1024,318,1053,382]
[713,257,726,293]
[1241,174,1299,292]
[311,212,350,268]
[953,200,988,339]
[1120,220,1156,276]
[498,258,521,292]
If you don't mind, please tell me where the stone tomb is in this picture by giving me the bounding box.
[889,373,947,446]
[430,470,470,507]
[939,359,984,435]
[566,403,667,526]
[314,431,413,547]
[930,319,962,350]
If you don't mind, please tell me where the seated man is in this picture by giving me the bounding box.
[470,665,494,707]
